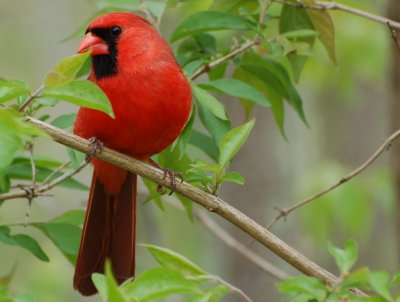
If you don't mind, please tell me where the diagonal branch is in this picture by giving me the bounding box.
[23,115,368,296]
[267,129,400,230]
[274,0,400,30]
[190,0,272,80]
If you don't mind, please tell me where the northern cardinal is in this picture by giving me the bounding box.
[73,13,192,296]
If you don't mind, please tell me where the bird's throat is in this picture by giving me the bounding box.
[92,54,118,79]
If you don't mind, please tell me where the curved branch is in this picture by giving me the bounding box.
[267,129,400,230]
[24,116,345,290]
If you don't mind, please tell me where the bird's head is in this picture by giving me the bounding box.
[77,13,153,79]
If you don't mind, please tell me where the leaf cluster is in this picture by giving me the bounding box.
[279,241,400,302]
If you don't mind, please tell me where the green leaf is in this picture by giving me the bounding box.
[177,195,194,222]
[42,80,114,118]
[391,272,400,287]
[279,4,314,35]
[199,79,270,108]
[171,10,253,42]
[282,29,319,39]
[66,147,85,169]
[189,131,219,161]
[44,52,91,87]
[189,284,230,302]
[279,3,315,80]
[7,164,88,191]
[0,171,10,194]
[50,209,85,226]
[240,54,306,124]
[198,101,231,145]
[105,262,129,302]
[219,171,244,185]
[51,113,77,129]
[0,109,43,172]
[92,274,108,301]
[0,284,12,302]
[218,119,255,169]
[35,97,60,106]
[14,293,36,302]
[0,80,31,104]
[33,223,81,264]
[327,240,358,274]
[172,106,195,159]
[278,276,327,299]
[0,226,49,262]
[193,85,227,120]
[302,0,337,65]
[123,267,200,301]
[369,271,393,302]
[342,267,370,288]
[89,0,140,10]
[143,244,206,276]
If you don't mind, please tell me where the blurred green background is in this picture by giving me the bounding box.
[0,0,396,301]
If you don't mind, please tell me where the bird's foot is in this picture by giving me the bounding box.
[157,168,183,196]
[85,137,104,163]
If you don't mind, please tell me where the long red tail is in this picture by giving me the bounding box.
[73,172,137,296]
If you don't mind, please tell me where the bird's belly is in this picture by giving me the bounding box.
[75,97,189,159]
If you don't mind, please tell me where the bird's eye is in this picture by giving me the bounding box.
[110,26,122,37]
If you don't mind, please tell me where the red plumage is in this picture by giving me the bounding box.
[73,13,192,296]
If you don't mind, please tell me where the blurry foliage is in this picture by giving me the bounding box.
[0,0,395,301]
[91,245,238,301]
[279,240,400,302]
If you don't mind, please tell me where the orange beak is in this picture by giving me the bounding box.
[77,32,109,56]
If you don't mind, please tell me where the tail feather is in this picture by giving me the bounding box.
[73,172,137,296]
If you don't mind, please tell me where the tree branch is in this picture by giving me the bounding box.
[23,116,355,293]
[267,128,400,230]
[274,0,400,30]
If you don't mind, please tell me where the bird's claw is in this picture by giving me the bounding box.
[85,137,104,163]
[157,168,183,196]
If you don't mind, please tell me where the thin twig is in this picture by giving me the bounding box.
[190,0,272,81]
[42,161,71,185]
[274,0,400,30]
[209,275,253,302]
[25,143,36,225]
[44,160,89,191]
[19,85,43,112]
[0,160,89,201]
[190,39,259,81]
[267,129,400,230]
[169,200,289,280]
[259,0,272,25]
[387,22,400,53]
[24,116,370,297]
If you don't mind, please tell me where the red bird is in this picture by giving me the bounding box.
[73,13,192,296]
